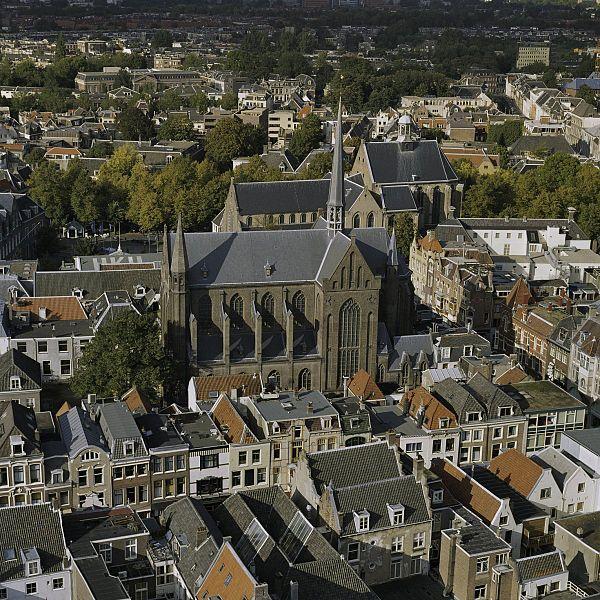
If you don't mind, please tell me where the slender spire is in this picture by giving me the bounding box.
[326,97,344,234]
[171,213,188,274]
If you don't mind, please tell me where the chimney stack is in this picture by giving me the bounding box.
[38,306,48,321]
[307,401,313,414]
[289,581,299,600]
[413,453,424,483]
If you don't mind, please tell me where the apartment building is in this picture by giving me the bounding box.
[516,44,550,69]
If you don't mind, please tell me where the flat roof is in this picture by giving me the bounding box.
[504,380,586,412]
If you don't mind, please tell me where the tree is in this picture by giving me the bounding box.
[297,151,332,180]
[577,85,599,109]
[189,92,210,113]
[113,68,132,89]
[487,120,522,147]
[393,213,415,258]
[452,159,479,190]
[86,142,114,158]
[27,160,72,225]
[277,52,311,78]
[462,171,517,218]
[69,163,104,223]
[314,52,333,96]
[116,107,154,140]
[219,92,238,111]
[35,225,63,270]
[233,156,284,183]
[288,114,324,161]
[54,33,66,60]
[71,312,173,399]
[155,89,188,111]
[152,30,173,49]
[158,115,195,141]
[182,53,205,70]
[205,118,266,169]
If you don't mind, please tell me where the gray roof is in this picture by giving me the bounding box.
[389,334,434,371]
[0,504,68,581]
[58,406,108,458]
[0,401,41,457]
[34,268,161,300]
[363,140,458,184]
[532,447,579,490]
[74,557,129,600]
[233,177,362,216]
[448,506,510,555]
[172,227,390,287]
[511,135,574,155]
[0,348,41,391]
[503,380,586,412]
[380,185,417,212]
[98,402,147,459]
[516,551,566,582]
[453,217,587,241]
[562,429,600,457]
[253,391,338,423]
[307,442,401,494]
[335,475,430,535]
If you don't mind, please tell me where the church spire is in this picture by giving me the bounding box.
[171,213,188,275]
[326,97,344,235]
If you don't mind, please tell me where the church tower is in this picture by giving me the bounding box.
[326,98,344,235]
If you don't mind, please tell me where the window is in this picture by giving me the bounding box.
[114,489,124,506]
[27,560,39,576]
[252,449,260,464]
[125,539,137,560]
[245,470,255,486]
[164,456,174,472]
[273,443,281,460]
[410,557,422,575]
[492,427,502,439]
[413,531,425,550]
[176,477,185,495]
[13,465,24,484]
[268,370,280,388]
[578,482,586,493]
[292,440,303,461]
[496,553,509,565]
[540,488,552,499]
[356,512,369,532]
[232,471,241,487]
[432,489,444,504]
[60,360,71,375]
[471,447,482,462]
[298,368,311,389]
[230,294,244,328]
[238,451,247,466]
[125,466,135,478]
[367,212,375,227]
[391,536,403,553]
[124,441,134,456]
[99,543,112,564]
[26,583,37,595]
[347,542,359,562]
[498,406,514,417]
[153,481,163,499]
[58,340,68,352]
[139,485,148,502]
[476,557,489,574]
[94,466,103,485]
[0,468,7,486]
[257,468,266,484]
[52,577,64,590]
[433,439,442,453]
[439,418,449,428]
[499,515,509,526]
[113,467,123,479]
[466,412,481,422]
[391,559,403,579]
[200,454,218,469]
[472,429,483,442]
[507,425,517,437]
[176,455,185,470]
[29,464,41,483]
[42,361,51,375]
[474,584,487,599]
[78,469,88,487]
[0,588,6,600]
[338,299,360,385]
[16,342,27,353]
[9,376,20,390]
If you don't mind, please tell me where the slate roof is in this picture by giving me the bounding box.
[363,140,458,184]
[307,442,401,494]
[389,334,434,371]
[0,504,68,581]
[555,511,600,552]
[172,227,390,287]
[161,497,222,594]
[516,551,566,582]
[0,401,41,457]
[532,447,582,490]
[252,390,338,423]
[98,402,147,459]
[34,268,161,300]
[0,348,41,391]
[503,380,585,412]
[448,506,511,555]
[233,177,362,215]
[58,406,108,459]
[75,556,129,600]
[380,185,417,212]
[562,429,600,457]
[335,475,430,535]
[511,135,574,155]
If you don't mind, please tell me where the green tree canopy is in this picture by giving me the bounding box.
[204,118,266,169]
[71,312,173,399]
[487,120,523,147]
[288,114,324,161]
[152,30,173,49]
[158,115,195,141]
[116,107,155,140]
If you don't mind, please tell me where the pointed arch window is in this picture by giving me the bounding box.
[292,291,306,327]
[377,363,385,383]
[338,299,360,385]
[353,214,361,229]
[262,292,275,327]
[367,212,375,227]
[298,368,312,390]
[198,295,213,333]
[401,360,410,386]
[231,294,244,329]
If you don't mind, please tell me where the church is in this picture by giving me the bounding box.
[161,103,415,392]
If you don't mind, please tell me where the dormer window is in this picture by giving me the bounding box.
[498,406,514,418]
[463,345,473,357]
[466,412,482,422]
[387,503,405,526]
[354,510,370,532]
[439,417,449,428]
[321,418,331,429]
[21,548,40,577]
[51,469,62,484]
[124,441,135,456]
[264,261,274,277]
[134,285,146,298]
[72,287,83,299]
[9,376,21,391]
[10,436,24,456]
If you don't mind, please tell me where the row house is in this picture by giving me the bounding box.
[432,458,552,558]
[569,316,600,403]
[240,389,343,490]
[560,429,600,510]
[293,442,432,585]
[0,349,42,412]
[0,193,47,260]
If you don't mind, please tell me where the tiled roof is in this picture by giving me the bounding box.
[193,373,262,402]
[121,387,151,415]
[495,365,529,385]
[0,401,40,457]
[517,550,565,582]
[307,442,401,494]
[59,406,108,458]
[488,449,543,498]
[10,295,86,321]
[211,394,257,444]
[0,348,41,391]
[431,459,501,524]
[0,504,67,580]
[347,369,385,402]
[406,386,458,430]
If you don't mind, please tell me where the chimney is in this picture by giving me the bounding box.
[448,205,456,219]
[401,389,411,415]
[413,453,424,483]
[568,206,577,221]
[289,581,299,600]
[307,401,313,414]
[509,354,518,368]
[343,376,349,397]
[196,525,208,547]
[38,306,48,321]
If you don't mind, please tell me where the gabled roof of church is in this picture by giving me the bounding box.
[169,227,390,287]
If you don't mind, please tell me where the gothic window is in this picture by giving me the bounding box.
[357,266,362,288]
[268,370,281,388]
[401,360,410,385]
[301,213,307,223]
[262,292,275,327]
[338,299,360,385]
[290,214,296,224]
[292,291,306,327]
[247,216,253,227]
[433,187,443,224]
[353,214,361,229]
[298,369,312,390]
[349,253,354,288]
[231,294,244,329]
[367,212,375,227]
[198,295,213,333]
[378,363,385,383]
[279,214,285,225]
[340,267,346,289]
[311,212,317,222]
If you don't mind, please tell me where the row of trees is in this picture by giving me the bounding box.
[457,153,600,242]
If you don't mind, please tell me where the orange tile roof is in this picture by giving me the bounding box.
[196,543,256,600]
[431,458,501,524]
[406,387,458,429]
[418,233,443,253]
[211,394,257,444]
[488,449,543,498]
[506,277,533,309]
[11,296,87,322]
[193,373,262,402]
[347,369,385,402]
[121,387,152,415]
[56,401,72,418]
[45,147,82,156]
[495,365,529,385]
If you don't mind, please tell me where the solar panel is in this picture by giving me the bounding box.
[235,518,269,564]
[279,511,313,563]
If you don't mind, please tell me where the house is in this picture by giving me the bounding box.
[569,317,600,404]
[439,506,514,600]
[63,506,154,600]
[0,193,47,260]
[293,442,432,585]
[0,503,71,599]
[0,402,45,506]
[560,429,600,510]
[347,368,385,404]
[214,485,378,600]
[331,395,373,447]
[44,147,82,169]
[378,333,435,389]
[514,551,570,599]
[0,348,41,411]
[501,380,586,453]
[187,373,262,411]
